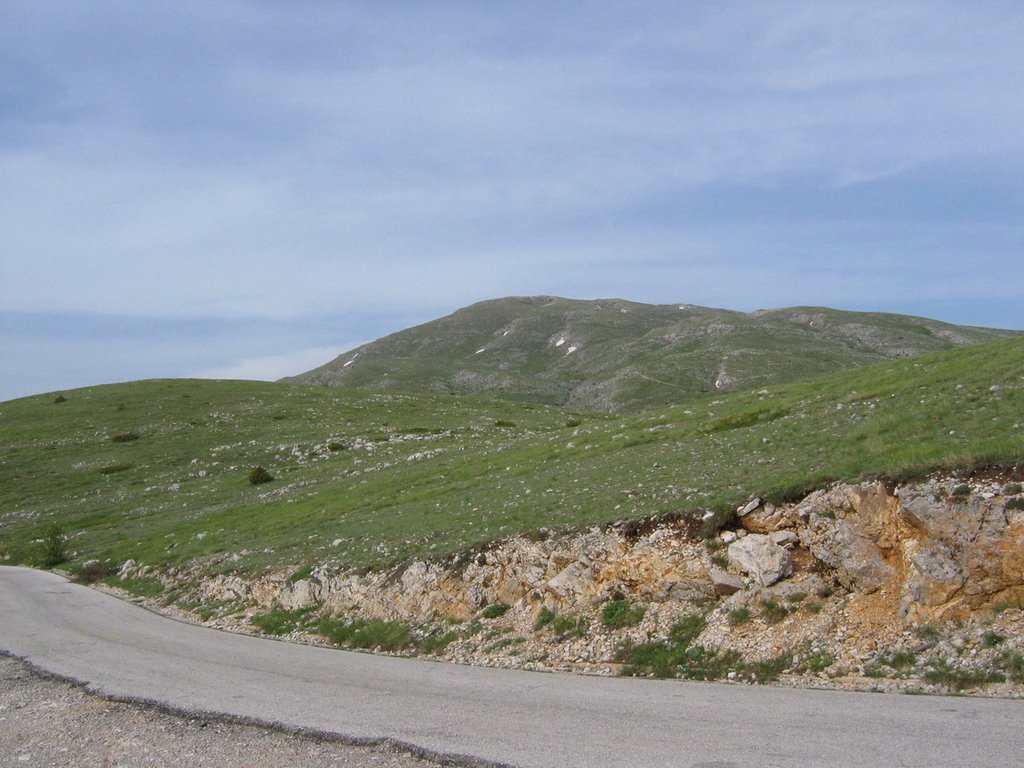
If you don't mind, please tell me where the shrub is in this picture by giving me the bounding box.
[251,607,316,636]
[728,607,752,625]
[550,613,587,637]
[110,431,140,443]
[316,616,414,652]
[873,649,918,676]
[1006,497,1024,511]
[601,599,645,628]
[760,599,789,625]
[249,465,274,485]
[421,629,460,654]
[53,393,67,403]
[998,651,1024,683]
[982,630,1006,648]
[746,651,793,682]
[923,661,1004,691]
[669,613,707,647]
[1002,482,1023,496]
[481,603,510,619]
[950,484,971,497]
[99,463,132,475]
[534,607,556,630]
[34,523,68,568]
[493,419,517,428]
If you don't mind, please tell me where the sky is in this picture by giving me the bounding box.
[2,1,1023,402]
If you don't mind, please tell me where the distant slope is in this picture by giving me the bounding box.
[286,296,1021,411]
[3,338,1023,577]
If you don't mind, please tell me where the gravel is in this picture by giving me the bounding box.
[0,655,440,768]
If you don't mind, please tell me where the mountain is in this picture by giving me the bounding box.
[286,296,1020,411]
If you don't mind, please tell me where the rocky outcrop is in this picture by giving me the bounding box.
[120,474,1024,696]
[165,476,1024,634]
[727,534,792,586]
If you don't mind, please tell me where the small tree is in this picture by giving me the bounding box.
[35,523,68,568]
[249,465,274,485]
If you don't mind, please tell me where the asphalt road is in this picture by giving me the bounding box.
[1,566,1021,767]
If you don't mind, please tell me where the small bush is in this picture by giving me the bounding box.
[327,441,347,451]
[710,553,729,568]
[534,607,556,630]
[249,465,274,485]
[923,661,1004,691]
[950,484,971,497]
[481,603,510,619]
[550,613,587,637]
[421,629,460,654]
[251,607,316,636]
[1002,482,1023,496]
[1006,497,1024,511]
[601,599,645,628]
[110,431,140,443]
[728,607,752,625]
[982,630,1006,648]
[760,599,789,625]
[99,463,132,475]
[53,393,67,403]
[33,523,68,568]
[565,418,582,428]
[877,649,917,671]
[317,616,414,652]
[802,650,835,674]
[493,419,517,428]
[998,651,1024,683]
[746,651,793,683]
[669,613,707,647]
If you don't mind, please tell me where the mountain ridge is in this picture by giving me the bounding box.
[287,296,1021,412]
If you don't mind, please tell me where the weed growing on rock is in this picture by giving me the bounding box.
[760,599,789,625]
[316,616,415,652]
[601,599,645,628]
[481,603,510,619]
[250,607,317,636]
[727,607,752,625]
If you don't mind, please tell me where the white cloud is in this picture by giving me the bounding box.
[191,344,361,382]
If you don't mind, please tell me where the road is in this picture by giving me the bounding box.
[1,566,1020,767]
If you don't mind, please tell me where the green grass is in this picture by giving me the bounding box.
[250,607,317,635]
[481,603,511,619]
[1,337,1023,582]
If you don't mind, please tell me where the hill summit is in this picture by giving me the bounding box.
[287,296,1019,412]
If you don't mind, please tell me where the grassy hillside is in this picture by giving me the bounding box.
[2,338,1023,579]
[287,296,1021,412]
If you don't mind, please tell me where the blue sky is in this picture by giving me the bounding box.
[2,1,1023,401]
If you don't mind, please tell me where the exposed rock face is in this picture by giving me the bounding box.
[795,484,899,593]
[167,477,1024,680]
[897,483,1024,621]
[727,534,793,586]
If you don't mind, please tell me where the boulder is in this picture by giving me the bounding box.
[709,566,745,596]
[727,534,793,586]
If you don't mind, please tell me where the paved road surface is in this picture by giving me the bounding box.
[1,566,1021,767]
